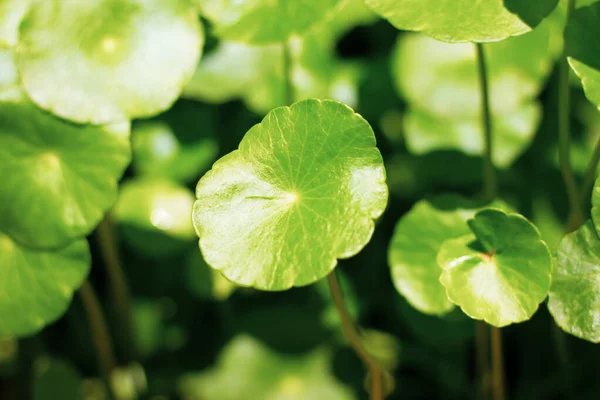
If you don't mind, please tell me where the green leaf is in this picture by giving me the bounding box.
[0,0,29,48]
[566,2,600,109]
[593,176,600,233]
[388,195,508,315]
[178,335,355,400]
[0,49,17,91]
[16,0,203,124]
[185,250,237,301]
[364,0,558,43]
[192,99,388,290]
[403,103,541,168]
[0,97,130,249]
[33,358,83,400]
[548,221,600,342]
[0,235,90,338]
[131,120,218,184]
[438,209,552,327]
[198,0,342,45]
[113,178,196,257]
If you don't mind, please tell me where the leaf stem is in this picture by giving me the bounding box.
[475,43,497,202]
[79,280,117,400]
[476,321,490,400]
[96,216,137,362]
[326,271,384,400]
[282,40,294,105]
[490,327,505,400]
[559,0,584,232]
[581,134,600,209]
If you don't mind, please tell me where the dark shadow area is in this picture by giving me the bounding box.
[503,0,558,27]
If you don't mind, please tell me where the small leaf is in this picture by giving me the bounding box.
[131,120,218,184]
[388,195,508,315]
[33,358,84,400]
[548,221,600,343]
[192,99,388,290]
[178,335,354,400]
[16,0,203,124]
[0,97,130,249]
[364,0,558,43]
[113,178,196,257]
[199,0,342,45]
[0,235,90,338]
[438,209,552,327]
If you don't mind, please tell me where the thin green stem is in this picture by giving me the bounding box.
[79,280,117,400]
[327,272,384,400]
[96,215,137,362]
[282,40,294,105]
[581,135,600,209]
[476,321,490,400]
[490,327,505,400]
[559,0,584,232]
[475,43,497,202]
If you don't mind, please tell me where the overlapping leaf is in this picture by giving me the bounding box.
[364,0,558,43]
[17,0,203,124]
[0,235,90,338]
[0,96,130,249]
[192,99,388,290]
[438,209,552,327]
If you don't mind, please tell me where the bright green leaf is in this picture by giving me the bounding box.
[438,209,552,327]
[198,0,341,45]
[403,103,541,168]
[131,120,218,184]
[566,2,600,109]
[364,0,558,43]
[185,250,237,301]
[17,0,203,124]
[389,195,508,316]
[593,176,600,233]
[0,97,130,249]
[192,99,388,290]
[114,178,196,257]
[178,335,355,400]
[0,0,29,48]
[33,358,83,400]
[548,221,600,343]
[0,235,90,338]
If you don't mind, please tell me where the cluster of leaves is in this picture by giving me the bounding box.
[2,0,600,399]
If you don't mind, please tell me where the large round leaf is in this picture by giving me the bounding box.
[198,0,341,45]
[548,221,600,343]
[389,195,508,316]
[0,97,131,249]
[0,234,90,338]
[192,99,388,290]
[565,2,600,109]
[438,209,552,327]
[364,0,558,43]
[179,335,354,400]
[16,0,203,124]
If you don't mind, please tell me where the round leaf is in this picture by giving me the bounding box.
[198,0,342,45]
[192,99,388,290]
[364,0,558,43]
[438,209,552,327]
[565,2,600,109]
[0,97,130,249]
[113,178,196,257]
[389,195,508,315]
[17,0,203,124]
[178,335,354,400]
[548,221,600,343]
[131,120,218,184]
[0,234,90,338]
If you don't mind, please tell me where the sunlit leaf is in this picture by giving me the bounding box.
[114,178,196,257]
[0,96,130,249]
[548,221,600,343]
[198,0,341,44]
[438,209,552,327]
[185,250,237,301]
[0,0,29,48]
[33,358,83,400]
[364,0,558,43]
[192,99,388,290]
[179,335,355,400]
[403,103,541,168]
[131,120,218,184]
[0,236,90,338]
[388,195,508,315]
[17,0,203,124]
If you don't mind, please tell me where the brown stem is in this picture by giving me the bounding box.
[326,272,384,400]
[491,327,505,400]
